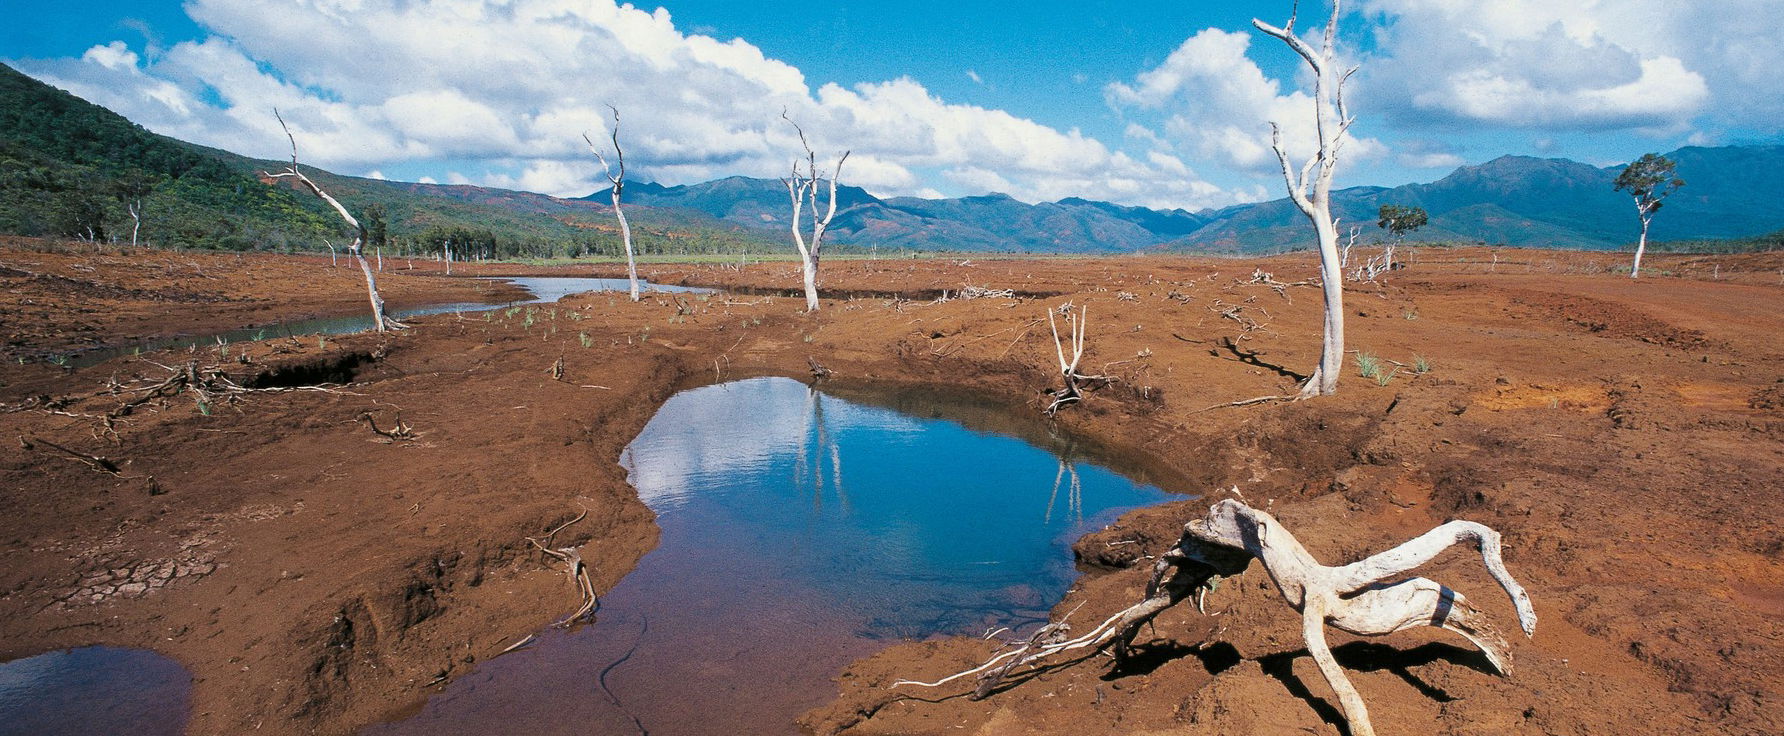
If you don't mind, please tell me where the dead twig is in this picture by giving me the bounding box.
[19,435,123,476]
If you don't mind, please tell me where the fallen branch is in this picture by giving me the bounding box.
[19,435,123,476]
[526,507,599,627]
[358,410,416,442]
[896,496,1536,736]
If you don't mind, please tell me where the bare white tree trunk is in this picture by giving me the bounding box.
[326,241,337,267]
[1254,0,1357,398]
[263,110,404,332]
[376,247,383,272]
[445,242,453,276]
[1632,212,1652,279]
[127,201,142,247]
[585,105,641,301]
[782,112,849,313]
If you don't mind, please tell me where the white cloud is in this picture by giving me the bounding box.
[966,69,982,85]
[8,0,1246,210]
[1106,28,1385,177]
[1361,0,1715,131]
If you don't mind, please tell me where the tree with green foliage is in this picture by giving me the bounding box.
[1377,204,1427,241]
[1613,153,1685,278]
[360,202,388,249]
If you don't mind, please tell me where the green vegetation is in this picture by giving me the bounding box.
[1645,228,1784,253]
[0,62,779,256]
[1355,352,1383,380]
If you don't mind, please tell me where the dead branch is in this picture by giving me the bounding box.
[358,410,416,442]
[526,507,598,627]
[807,356,833,382]
[896,496,1536,736]
[19,435,123,476]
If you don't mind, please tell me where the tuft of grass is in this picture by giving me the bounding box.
[1375,367,1399,387]
[578,332,593,348]
[1403,309,1419,320]
[1413,355,1432,374]
[1355,351,1382,379]
[318,335,328,349]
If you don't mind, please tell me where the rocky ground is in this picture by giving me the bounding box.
[1,240,1779,735]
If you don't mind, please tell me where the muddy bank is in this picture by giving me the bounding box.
[0,238,528,362]
[0,246,1780,735]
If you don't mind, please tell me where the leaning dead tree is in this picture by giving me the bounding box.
[263,110,404,331]
[897,497,1536,736]
[1044,303,1112,415]
[584,105,641,301]
[782,111,850,313]
[1255,0,1356,397]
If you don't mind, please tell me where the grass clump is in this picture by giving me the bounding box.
[1355,351,1383,380]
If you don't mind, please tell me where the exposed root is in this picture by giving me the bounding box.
[896,497,1536,736]
[358,410,416,442]
[526,507,599,627]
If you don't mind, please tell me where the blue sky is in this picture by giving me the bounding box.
[6,1,1781,209]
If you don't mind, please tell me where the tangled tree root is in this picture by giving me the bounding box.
[526,507,599,627]
[896,496,1537,736]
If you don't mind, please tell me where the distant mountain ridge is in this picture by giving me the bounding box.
[589,146,1784,253]
[7,60,1778,255]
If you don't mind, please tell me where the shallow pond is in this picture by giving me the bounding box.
[369,376,1175,736]
[0,646,191,736]
[68,275,713,366]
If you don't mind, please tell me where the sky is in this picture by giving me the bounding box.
[6,0,1782,211]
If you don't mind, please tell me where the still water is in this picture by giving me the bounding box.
[370,377,1174,736]
[68,275,713,366]
[0,646,191,736]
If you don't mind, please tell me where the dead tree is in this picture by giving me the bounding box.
[1255,0,1357,397]
[584,105,640,301]
[263,110,404,331]
[897,497,1537,736]
[1044,304,1113,414]
[782,111,849,313]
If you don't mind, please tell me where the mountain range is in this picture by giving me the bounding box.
[4,61,1779,255]
[589,145,1784,253]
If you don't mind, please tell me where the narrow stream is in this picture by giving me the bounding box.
[68,276,713,366]
[368,377,1176,736]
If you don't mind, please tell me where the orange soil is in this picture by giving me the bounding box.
[0,240,1779,736]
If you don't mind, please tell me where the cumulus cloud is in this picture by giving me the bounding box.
[1360,0,1717,132]
[1106,28,1385,176]
[7,0,1245,209]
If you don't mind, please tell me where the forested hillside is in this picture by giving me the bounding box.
[0,63,778,256]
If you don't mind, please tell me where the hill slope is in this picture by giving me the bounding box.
[0,63,776,255]
[6,62,1779,255]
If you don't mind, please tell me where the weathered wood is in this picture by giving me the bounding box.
[263,110,404,331]
[584,105,640,301]
[897,496,1536,736]
[1253,0,1355,397]
[782,112,849,313]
